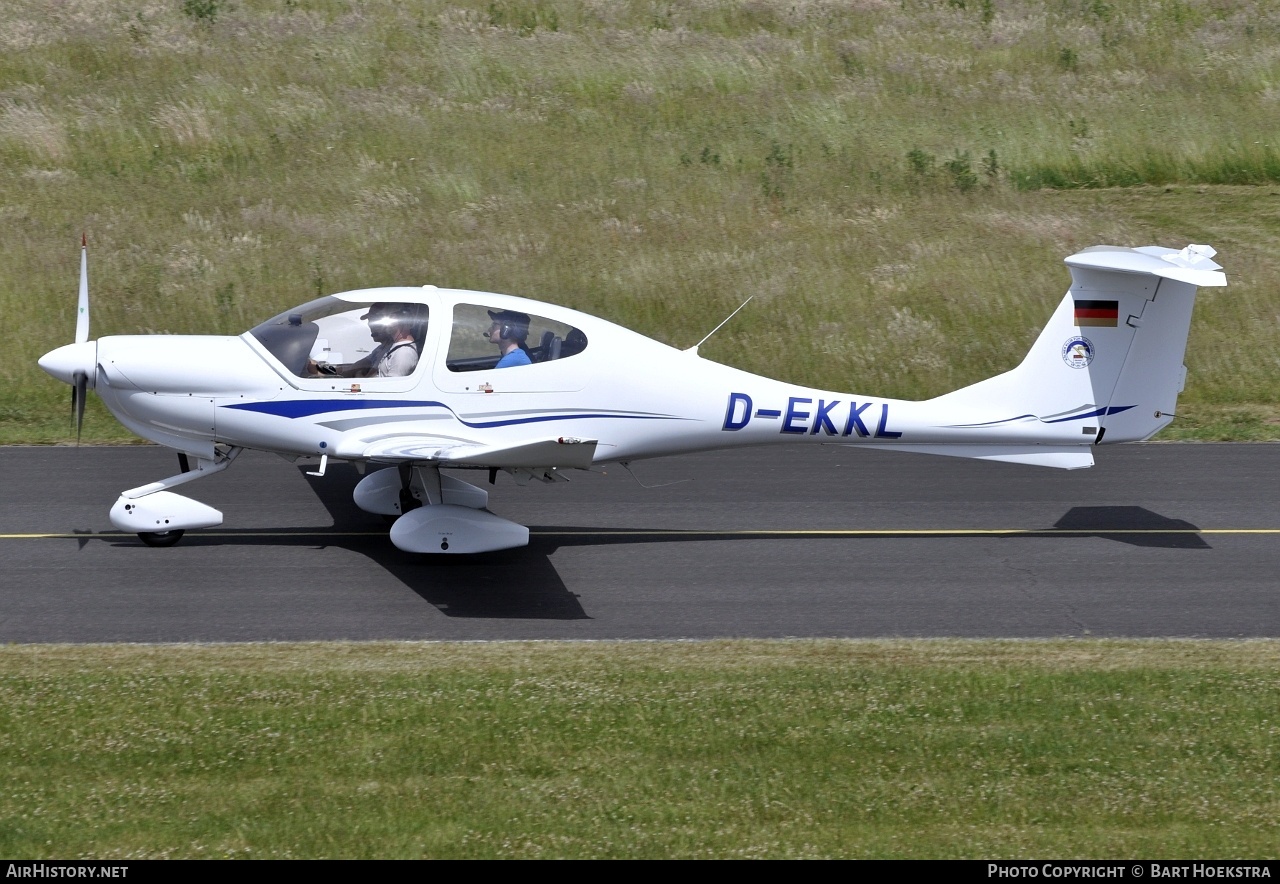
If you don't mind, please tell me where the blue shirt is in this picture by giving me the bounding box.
[496,348,531,368]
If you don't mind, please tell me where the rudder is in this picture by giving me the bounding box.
[926,244,1224,444]
[1065,245,1225,442]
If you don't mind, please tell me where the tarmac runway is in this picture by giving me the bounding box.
[1,443,1276,642]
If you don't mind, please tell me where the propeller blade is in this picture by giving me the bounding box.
[72,369,87,445]
[75,233,89,344]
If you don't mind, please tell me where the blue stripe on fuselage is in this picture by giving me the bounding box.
[221,399,679,429]
[948,405,1137,428]
[1043,405,1136,423]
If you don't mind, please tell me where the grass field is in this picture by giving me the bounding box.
[2,0,1279,441]
[2,640,1278,859]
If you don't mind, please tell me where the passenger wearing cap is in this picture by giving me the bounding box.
[308,302,420,378]
[486,309,532,368]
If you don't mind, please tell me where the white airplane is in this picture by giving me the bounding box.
[39,239,1226,553]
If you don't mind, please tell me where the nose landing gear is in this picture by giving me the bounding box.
[137,530,186,548]
[109,449,241,547]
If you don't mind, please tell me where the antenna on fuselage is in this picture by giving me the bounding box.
[685,295,753,355]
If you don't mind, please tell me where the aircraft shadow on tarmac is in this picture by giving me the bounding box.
[296,464,593,621]
[1052,506,1210,549]
[82,467,1209,620]
[303,469,1212,611]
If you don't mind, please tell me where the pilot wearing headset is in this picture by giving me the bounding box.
[486,309,532,368]
[309,303,420,378]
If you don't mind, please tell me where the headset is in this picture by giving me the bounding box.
[487,311,529,342]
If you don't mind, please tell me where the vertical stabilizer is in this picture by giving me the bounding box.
[927,245,1225,443]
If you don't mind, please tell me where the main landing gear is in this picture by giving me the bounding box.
[352,463,530,554]
[113,450,536,554]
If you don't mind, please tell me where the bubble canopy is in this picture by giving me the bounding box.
[247,294,588,378]
[247,296,428,378]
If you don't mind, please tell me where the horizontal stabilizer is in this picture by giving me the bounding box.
[1065,244,1226,288]
[859,443,1094,470]
[349,434,598,469]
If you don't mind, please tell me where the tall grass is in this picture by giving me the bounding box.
[3,0,1280,441]
[1014,146,1280,190]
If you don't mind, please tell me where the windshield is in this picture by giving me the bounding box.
[249,296,428,378]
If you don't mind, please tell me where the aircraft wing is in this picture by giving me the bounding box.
[342,434,599,469]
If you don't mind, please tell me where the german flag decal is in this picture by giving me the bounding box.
[1074,299,1119,327]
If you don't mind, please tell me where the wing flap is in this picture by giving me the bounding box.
[347,434,599,469]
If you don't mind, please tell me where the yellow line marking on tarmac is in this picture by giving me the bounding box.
[0,531,385,539]
[536,529,1280,536]
[3,528,1280,540]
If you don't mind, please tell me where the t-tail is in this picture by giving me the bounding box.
[884,244,1226,469]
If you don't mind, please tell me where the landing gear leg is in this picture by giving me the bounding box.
[109,447,242,545]
[398,463,423,514]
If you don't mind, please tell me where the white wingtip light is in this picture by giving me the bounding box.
[75,233,89,344]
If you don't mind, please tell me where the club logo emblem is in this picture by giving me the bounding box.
[1061,336,1094,369]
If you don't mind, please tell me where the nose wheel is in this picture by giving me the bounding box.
[137,530,186,548]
